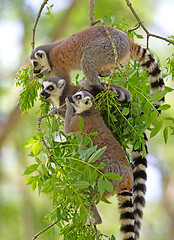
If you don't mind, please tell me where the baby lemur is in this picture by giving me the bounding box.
[31,25,165,108]
[64,90,135,240]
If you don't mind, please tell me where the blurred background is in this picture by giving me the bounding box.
[0,0,174,239]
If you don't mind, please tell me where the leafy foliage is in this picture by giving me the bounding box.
[15,19,174,239]
[96,60,174,159]
[16,64,41,113]
[23,117,120,239]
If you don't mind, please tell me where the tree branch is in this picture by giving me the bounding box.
[89,0,95,26]
[125,0,174,49]
[32,220,58,240]
[31,0,49,51]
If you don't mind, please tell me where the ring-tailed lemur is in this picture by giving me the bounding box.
[40,75,132,112]
[31,25,165,109]
[40,76,147,239]
[64,90,135,240]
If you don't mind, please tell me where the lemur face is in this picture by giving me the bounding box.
[68,91,93,114]
[40,78,66,100]
[31,50,51,76]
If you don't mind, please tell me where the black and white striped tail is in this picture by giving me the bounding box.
[117,190,135,240]
[132,133,148,240]
[133,46,165,109]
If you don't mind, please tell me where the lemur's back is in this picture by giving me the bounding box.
[52,25,131,64]
[76,107,133,194]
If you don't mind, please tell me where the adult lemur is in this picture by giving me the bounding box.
[63,90,135,240]
[31,25,165,108]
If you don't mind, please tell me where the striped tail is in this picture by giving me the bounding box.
[117,190,135,240]
[132,133,148,240]
[130,42,165,108]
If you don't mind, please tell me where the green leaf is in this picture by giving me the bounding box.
[80,145,97,159]
[134,32,144,39]
[32,179,37,191]
[90,170,97,187]
[73,181,90,189]
[165,117,174,123]
[122,108,129,116]
[136,34,144,39]
[98,162,106,169]
[100,196,111,204]
[57,208,62,221]
[81,135,91,146]
[149,87,173,102]
[23,164,39,175]
[32,140,40,156]
[67,172,82,179]
[110,235,116,240]
[83,165,91,182]
[22,140,36,148]
[169,126,174,135]
[150,121,163,138]
[104,178,113,195]
[165,86,174,92]
[104,172,122,180]
[97,177,105,196]
[158,104,171,111]
[88,146,107,163]
[41,164,49,176]
[36,132,44,139]
[163,127,168,144]
[89,131,98,136]
[78,115,84,132]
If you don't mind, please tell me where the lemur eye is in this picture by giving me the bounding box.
[48,86,54,91]
[34,61,38,67]
[76,95,81,99]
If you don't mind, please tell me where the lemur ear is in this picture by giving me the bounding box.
[57,79,66,89]
[84,96,92,106]
[35,50,46,59]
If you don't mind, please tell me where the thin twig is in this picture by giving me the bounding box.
[37,113,53,160]
[32,220,58,240]
[89,0,95,26]
[127,22,141,32]
[125,0,174,49]
[93,225,99,240]
[31,0,49,51]
[107,68,116,92]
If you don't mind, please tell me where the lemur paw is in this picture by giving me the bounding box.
[49,107,58,117]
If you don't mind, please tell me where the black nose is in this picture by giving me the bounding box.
[34,69,41,74]
[68,96,74,103]
[40,90,50,99]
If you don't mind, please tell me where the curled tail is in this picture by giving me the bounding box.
[117,190,135,240]
[132,133,148,240]
[130,41,165,108]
